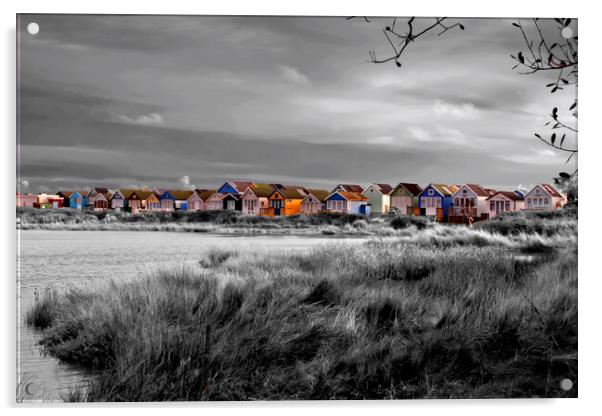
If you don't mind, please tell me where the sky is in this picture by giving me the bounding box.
[17,15,578,193]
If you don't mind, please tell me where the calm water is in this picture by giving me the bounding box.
[17,230,362,401]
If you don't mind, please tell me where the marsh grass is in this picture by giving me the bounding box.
[27,234,577,400]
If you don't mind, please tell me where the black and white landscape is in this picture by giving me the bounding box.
[17,14,577,402]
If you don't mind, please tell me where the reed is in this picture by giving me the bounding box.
[26,230,577,400]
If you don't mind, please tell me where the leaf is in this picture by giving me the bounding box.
[551,86,558,93]
[395,61,401,68]
[512,22,520,27]
[565,18,572,27]
[546,82,556,87]
[559,172,570,178]
[569,101,577,110]
[459,24,465,30]
[551,133,557,144]
[561,78,569,84]
[518,51,524,64]
[534,133,542,139]
[560,134,567,148]
[552,107,558,119]
[550,43,558,49]
[385,26,391,31]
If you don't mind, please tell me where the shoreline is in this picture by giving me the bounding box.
[16,225,375,238]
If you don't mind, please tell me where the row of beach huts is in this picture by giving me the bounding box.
[16,180,568,221]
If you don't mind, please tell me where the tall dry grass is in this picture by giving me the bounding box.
[27,235,577,401]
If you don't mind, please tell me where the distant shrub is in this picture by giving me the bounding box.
[389,215,433,230]
[475,208,576,236]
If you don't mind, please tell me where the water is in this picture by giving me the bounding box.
[17,229,362,402]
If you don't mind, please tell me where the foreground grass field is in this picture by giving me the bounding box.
[26,211,577,401]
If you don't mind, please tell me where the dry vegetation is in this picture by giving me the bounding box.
[26,209,577,400]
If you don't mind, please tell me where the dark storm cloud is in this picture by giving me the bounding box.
[17,14,577,192]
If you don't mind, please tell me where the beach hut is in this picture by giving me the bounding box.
[362,183,394,215]
[85,188,109,209]
[195,189,217,210]
[57,191,72,208]
[325,191,369,215]
[300,189,330,215]
[127,190,143,214]
[241,185,274,215]
[451,184,495,218]
[268,188,305,216]
[524,184,567,210]
[144,192,161,211]
[63,191,88,210]
[158,190,175,211]
[390,183,423,215]
[486,191,525,218]
[216,180,256,197]
[125,190,155,214]
[35,193,63,209]
[186,191,204,211]
[16,193,37,208]
[111,189,134,212]
[205,192,225,211]
[159,190,194,211]
[220,193,240,211]
[332,184,364,194]
[91,191,113,211]
[417,184,459,219]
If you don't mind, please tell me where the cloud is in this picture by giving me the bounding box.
[178,175,190,186]
[277,64,310,85]
[404,125,467,145]
[366,136,397,145]
[116,112,164,125]
[433,99,478,118]
[19,179,30,189]
[498,147,563,165]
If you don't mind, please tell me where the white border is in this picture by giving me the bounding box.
[2,1,600,415]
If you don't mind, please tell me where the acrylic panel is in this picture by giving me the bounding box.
[16,14,578,402]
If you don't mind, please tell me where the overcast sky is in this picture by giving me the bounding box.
[17,15,577,192]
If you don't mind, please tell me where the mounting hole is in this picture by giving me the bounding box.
[561,26,573,39]
[560,378,573,391]
[24,381,40,395]
[27,22,39,35]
